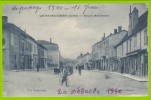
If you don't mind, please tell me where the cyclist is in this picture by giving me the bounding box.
[61,66,69,86]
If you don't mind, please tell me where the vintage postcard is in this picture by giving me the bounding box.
[2,4,148,96]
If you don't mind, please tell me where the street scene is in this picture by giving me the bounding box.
[2,4,148,96]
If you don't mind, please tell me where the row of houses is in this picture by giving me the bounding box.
[115,8,148,77]
[77,7,148,77]
[2,16,60,70]
[77,52,92,69]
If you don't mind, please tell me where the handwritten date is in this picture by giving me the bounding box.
[107,88,122,94]
[47,4,98,14]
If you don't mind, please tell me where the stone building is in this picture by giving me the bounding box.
[2,16,36,70]
[37,39,59,68]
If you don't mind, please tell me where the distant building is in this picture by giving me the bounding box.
[77,52,92,69]
[37,39,59,68]
[92,27,127,71]
[115,7,148,77]
[37,43,47,68]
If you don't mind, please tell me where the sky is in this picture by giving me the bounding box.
[2,4,147,59]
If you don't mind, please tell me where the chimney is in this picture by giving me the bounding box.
[50,38,52,43]
[2,16,8,23]
[118,26,122,32]
[132,7,138,29]
[128,6,138,36]
[130,5,131,13]
[114,29,117,34]
[128,6,132,36]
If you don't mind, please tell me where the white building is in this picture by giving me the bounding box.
[37,38,59,68]
[92,27,127,71]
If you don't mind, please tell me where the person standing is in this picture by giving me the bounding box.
[62,66,69,86]
[121,63,124,74]
[36,64,40,72]
[78,65,82,75]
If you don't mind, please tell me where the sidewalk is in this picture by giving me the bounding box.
[91,70,148,82]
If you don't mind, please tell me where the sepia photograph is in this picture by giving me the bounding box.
[2,4,148,96]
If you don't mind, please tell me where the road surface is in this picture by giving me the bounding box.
[3,69,148,96]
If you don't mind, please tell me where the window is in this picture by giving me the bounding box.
[121,44,124,57]
[14,55,17,65]
[31,44,33,52]
[29,43,32,52]
[48,56,52,61]
[134,35,137,50]
[11,33,18,47]
[34,45,37,53]
[2,38,6,46]
[14,34,18,47]
[126,41,128,53]
[105,47,109,54]
[21,41,24,52]
[144,30,147,45]
[11,33,14,46]
[130,39,132,52]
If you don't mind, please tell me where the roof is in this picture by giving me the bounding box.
[114,11,148,48]
[93,30,127,47]
[37,40,59,50]
[114,33,128,48]
[3,22,38,44]
[130,11,148,38]
[38,43,47,50]
[37,40,58,46]
[3,22,26,36]
[77,52,91,59]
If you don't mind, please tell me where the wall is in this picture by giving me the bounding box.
[27,38,38,69]
[47,49,59,67]
[2,30,10,70]
[9,30,20,70]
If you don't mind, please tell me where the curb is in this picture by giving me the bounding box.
[91,70,148,82]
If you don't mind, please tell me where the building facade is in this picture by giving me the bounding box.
[3,17,20,70]
[27,37,38,69]
[37,39,59,68]
[92,27,127,71]
[38,43,47,68]
[77,52,92,69]
[115,7,148,77]
[2,16,53,70]
[2,16,35,70]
